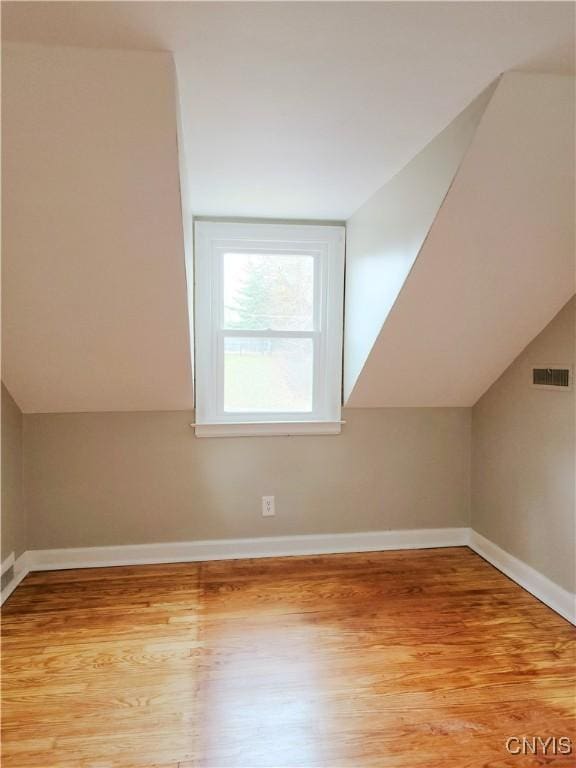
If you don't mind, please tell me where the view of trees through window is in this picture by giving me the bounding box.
[224,252,314,331]
[223,252,315,412]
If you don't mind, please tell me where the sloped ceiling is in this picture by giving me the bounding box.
[2,1,575,219]
[346,72,575,407]
[1,44,193,413]
[344,83,496,400]
[2,4,575,415]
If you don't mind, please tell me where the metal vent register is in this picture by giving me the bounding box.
[532,367,571,389]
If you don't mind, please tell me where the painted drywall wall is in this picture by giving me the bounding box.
[472,297,575,593]
[343,84,494,400]
[23,408,471,550]
[1,384,26,561]
[348,72,575,406]
[2,42,193,413]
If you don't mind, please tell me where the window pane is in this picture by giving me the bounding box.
[224,337,313,413]
[223,252,314,331]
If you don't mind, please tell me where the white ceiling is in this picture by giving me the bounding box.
[3,1,574,220]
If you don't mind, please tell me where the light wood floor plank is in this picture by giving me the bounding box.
[2,547,574,767]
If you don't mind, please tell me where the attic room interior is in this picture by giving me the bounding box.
[1,0,575,766]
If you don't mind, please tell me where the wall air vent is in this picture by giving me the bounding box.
[531,365,572,390]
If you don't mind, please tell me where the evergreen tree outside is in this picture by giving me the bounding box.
[225,254,313,331]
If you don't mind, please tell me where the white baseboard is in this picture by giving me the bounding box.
[469,530,576,626]
[1,551,15,577]
[6,529,573,626]
[1,552,30,606]
[28,527,469,571]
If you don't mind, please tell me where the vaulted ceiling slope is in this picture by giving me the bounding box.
[344,83,496,400]
[2,1,575,219]
[2,4,575,414]
[346,72,575,407]
[2,43,194,413]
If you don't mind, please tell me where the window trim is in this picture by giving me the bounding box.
[193,220,345,437]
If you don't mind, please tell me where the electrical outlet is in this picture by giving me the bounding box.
[262,495,275,517]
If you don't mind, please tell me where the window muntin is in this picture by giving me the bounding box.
[194,221,344,435]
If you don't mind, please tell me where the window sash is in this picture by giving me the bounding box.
[217,329,320,420]
[221,247,319,334]
[213,244,325,422]
[220,329,316,338]
[194,221,344,432]
[217,244,322,334]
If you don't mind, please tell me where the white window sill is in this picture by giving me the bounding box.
[191,421,343,438]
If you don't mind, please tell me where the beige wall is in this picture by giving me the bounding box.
[472,297,575,592]
[2,43,192,414]
[23,408,471,550]
[1,384,26,560]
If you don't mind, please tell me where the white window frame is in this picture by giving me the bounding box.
[193,221,345,437]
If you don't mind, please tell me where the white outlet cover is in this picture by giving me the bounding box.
[262,496,275,517]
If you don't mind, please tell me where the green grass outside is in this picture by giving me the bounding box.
[224,353,311,413]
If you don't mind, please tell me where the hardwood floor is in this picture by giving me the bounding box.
[2,547,575,767]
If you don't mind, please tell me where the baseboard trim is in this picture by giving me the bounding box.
[28,527,469,572]
[6,530,573,625]
[1,552,30,606]
[1,552,15,577]
[468,530,576,626]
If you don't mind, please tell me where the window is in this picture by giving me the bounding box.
[194,221,345,436]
